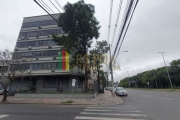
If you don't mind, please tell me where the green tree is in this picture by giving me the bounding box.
[53,0,100,54]
[53,0,100,92]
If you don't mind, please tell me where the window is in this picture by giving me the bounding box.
[42,40,47,46]
[28,52,32,57]
[52,63,57,68]
[44,78,57,88]
[47,63,51,68]
[38,41,43,46]
[43,63,47,69]
[37,64,42,70]
[32,64,38,70]
[78,79,83,88]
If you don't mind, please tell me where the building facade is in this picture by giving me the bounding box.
[9,14,86,93]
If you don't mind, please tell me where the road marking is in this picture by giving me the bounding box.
[75,116,145,120]
[161,98,173,100]
[0,115,9,119]
[87,107,136,109]
[88,105,131,107]
[80,112,146,117]
[84,109,141,112]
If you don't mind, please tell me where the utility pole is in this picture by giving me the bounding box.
[152,71,158,88]
[127,71,130,88]
[109,44,115,95]
[158,52,173,89]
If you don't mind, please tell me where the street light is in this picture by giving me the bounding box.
[158,52,173,89]
[115,51,128,60]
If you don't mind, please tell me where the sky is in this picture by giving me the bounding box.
[0,0,180,83]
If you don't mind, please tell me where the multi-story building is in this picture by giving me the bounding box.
[9,14,86,93]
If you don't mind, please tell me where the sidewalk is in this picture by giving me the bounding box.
[0,90,124,105]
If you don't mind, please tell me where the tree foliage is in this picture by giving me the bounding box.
[0,49,32,102]
[119,59,180,88]
[53,0,100,54]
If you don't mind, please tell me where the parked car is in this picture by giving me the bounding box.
[115,87,128,96]
[0,88,3,95]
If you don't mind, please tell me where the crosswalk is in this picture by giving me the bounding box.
[74,105,147,120]
[0,115,9,119]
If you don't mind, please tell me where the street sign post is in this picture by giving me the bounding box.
[72,79,76,94]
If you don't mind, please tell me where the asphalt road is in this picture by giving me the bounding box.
[0,104,86,120]
[122,89,180,120]
[0,90,180,120]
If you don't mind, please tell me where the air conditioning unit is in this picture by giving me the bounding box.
[36,57,39,61]
[38,26,42,29]
[53,56,56,60]
[51,69,55,72]
[48,34,51,38]
[28,46,32,50]
[27,70,31,74]
[22,58,26,61]
[26,36,29,39]
[21,36,25,40]
[15,47,19,50]
[48,45,52,48]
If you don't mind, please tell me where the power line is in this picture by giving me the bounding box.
[34,0,69,32]
[116,0,139,56]
[113,0,134,57]
[111,0,123,45]
[107,0,114,44]
[39,0,59,19]
[111,0,130,57]
[34,0,60,24]
[55,0,64,11]
[49,0,61,13]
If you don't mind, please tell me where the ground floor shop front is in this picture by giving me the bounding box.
[9,75,85,93]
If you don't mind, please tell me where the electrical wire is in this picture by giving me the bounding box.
[34,0,60,24]
[39,0,59,19]
[34,0,68,32]
[107,0,114,44]
[55,0,64,11]
[49,0,61,13]
[111,0,123,45]
[116,0,139,55]
[113,0,134,57]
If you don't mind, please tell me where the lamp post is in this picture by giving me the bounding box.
[158,52,173,89]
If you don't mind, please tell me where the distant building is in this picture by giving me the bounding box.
[9,14,87,93]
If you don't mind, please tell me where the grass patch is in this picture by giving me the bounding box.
[128,88,180,92]
[61,100,74,104]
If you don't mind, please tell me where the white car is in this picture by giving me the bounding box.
[0,88,3,95]
[115,87,128,96]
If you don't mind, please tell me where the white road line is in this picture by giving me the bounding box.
[75,116,145,120]
[84,109,141,112]
[88,105,131,107]
[87,107,136,109]
[0,115,9,119]
[161,98,173,100]
[80,112,146,117]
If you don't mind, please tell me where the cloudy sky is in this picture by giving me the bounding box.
[0,0,180,82]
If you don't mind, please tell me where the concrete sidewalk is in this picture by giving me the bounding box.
[0,90,123,105]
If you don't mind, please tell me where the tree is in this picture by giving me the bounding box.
[0,49,32,102]
[53,0,100,91]
[89,40,109,92]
